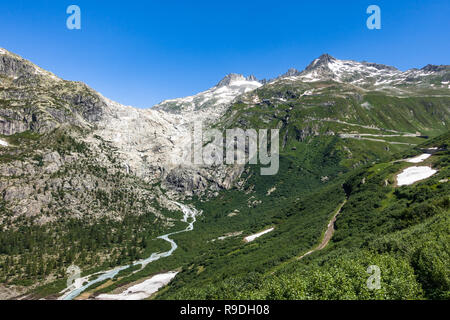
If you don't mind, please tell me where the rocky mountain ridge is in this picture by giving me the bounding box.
[1,47,449,219]
[281,53,450,88]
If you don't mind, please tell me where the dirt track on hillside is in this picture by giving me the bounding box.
[298,200,347,260]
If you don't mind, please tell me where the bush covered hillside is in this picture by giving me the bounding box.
[160,133,449,300]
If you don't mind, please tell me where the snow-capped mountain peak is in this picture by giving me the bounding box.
[215,73,261,88]
[153,73,262,121]
[305,53,336,70]
[273,53,449,88]
[216,73,246,87]
[298,53,399,82]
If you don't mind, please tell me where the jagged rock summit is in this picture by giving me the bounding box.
[216,73,260,87]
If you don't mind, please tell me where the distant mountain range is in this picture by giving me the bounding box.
[155,52,449,116]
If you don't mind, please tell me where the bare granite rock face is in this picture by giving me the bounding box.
[93,96,246,196]
[0,113,29,135]
[0,49,107,136]
[0,284,27,300]
[0,47,260,226]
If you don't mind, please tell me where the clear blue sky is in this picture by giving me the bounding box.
[1,0,449,108]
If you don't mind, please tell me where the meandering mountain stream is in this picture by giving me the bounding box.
[58,201,198,300]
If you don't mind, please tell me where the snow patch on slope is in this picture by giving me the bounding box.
[397,166,437,186]
[405,153,431,163]
[96,271,178,300]
[244,227,274,242]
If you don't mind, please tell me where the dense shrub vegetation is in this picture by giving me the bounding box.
[158,133,449,300]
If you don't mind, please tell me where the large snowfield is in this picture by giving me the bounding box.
[397,166,437,186]
[96,271,178,300]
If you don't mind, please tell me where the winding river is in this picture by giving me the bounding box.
[58,201,198,300]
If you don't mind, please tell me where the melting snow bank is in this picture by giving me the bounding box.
[397,166,437,186]
[0,139,8,147]
[405,153,431,163]
[244,227,274,242]
[58,202,198,300]
[96,271,178,300]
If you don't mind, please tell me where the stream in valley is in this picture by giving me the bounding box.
[58,202,198,300]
